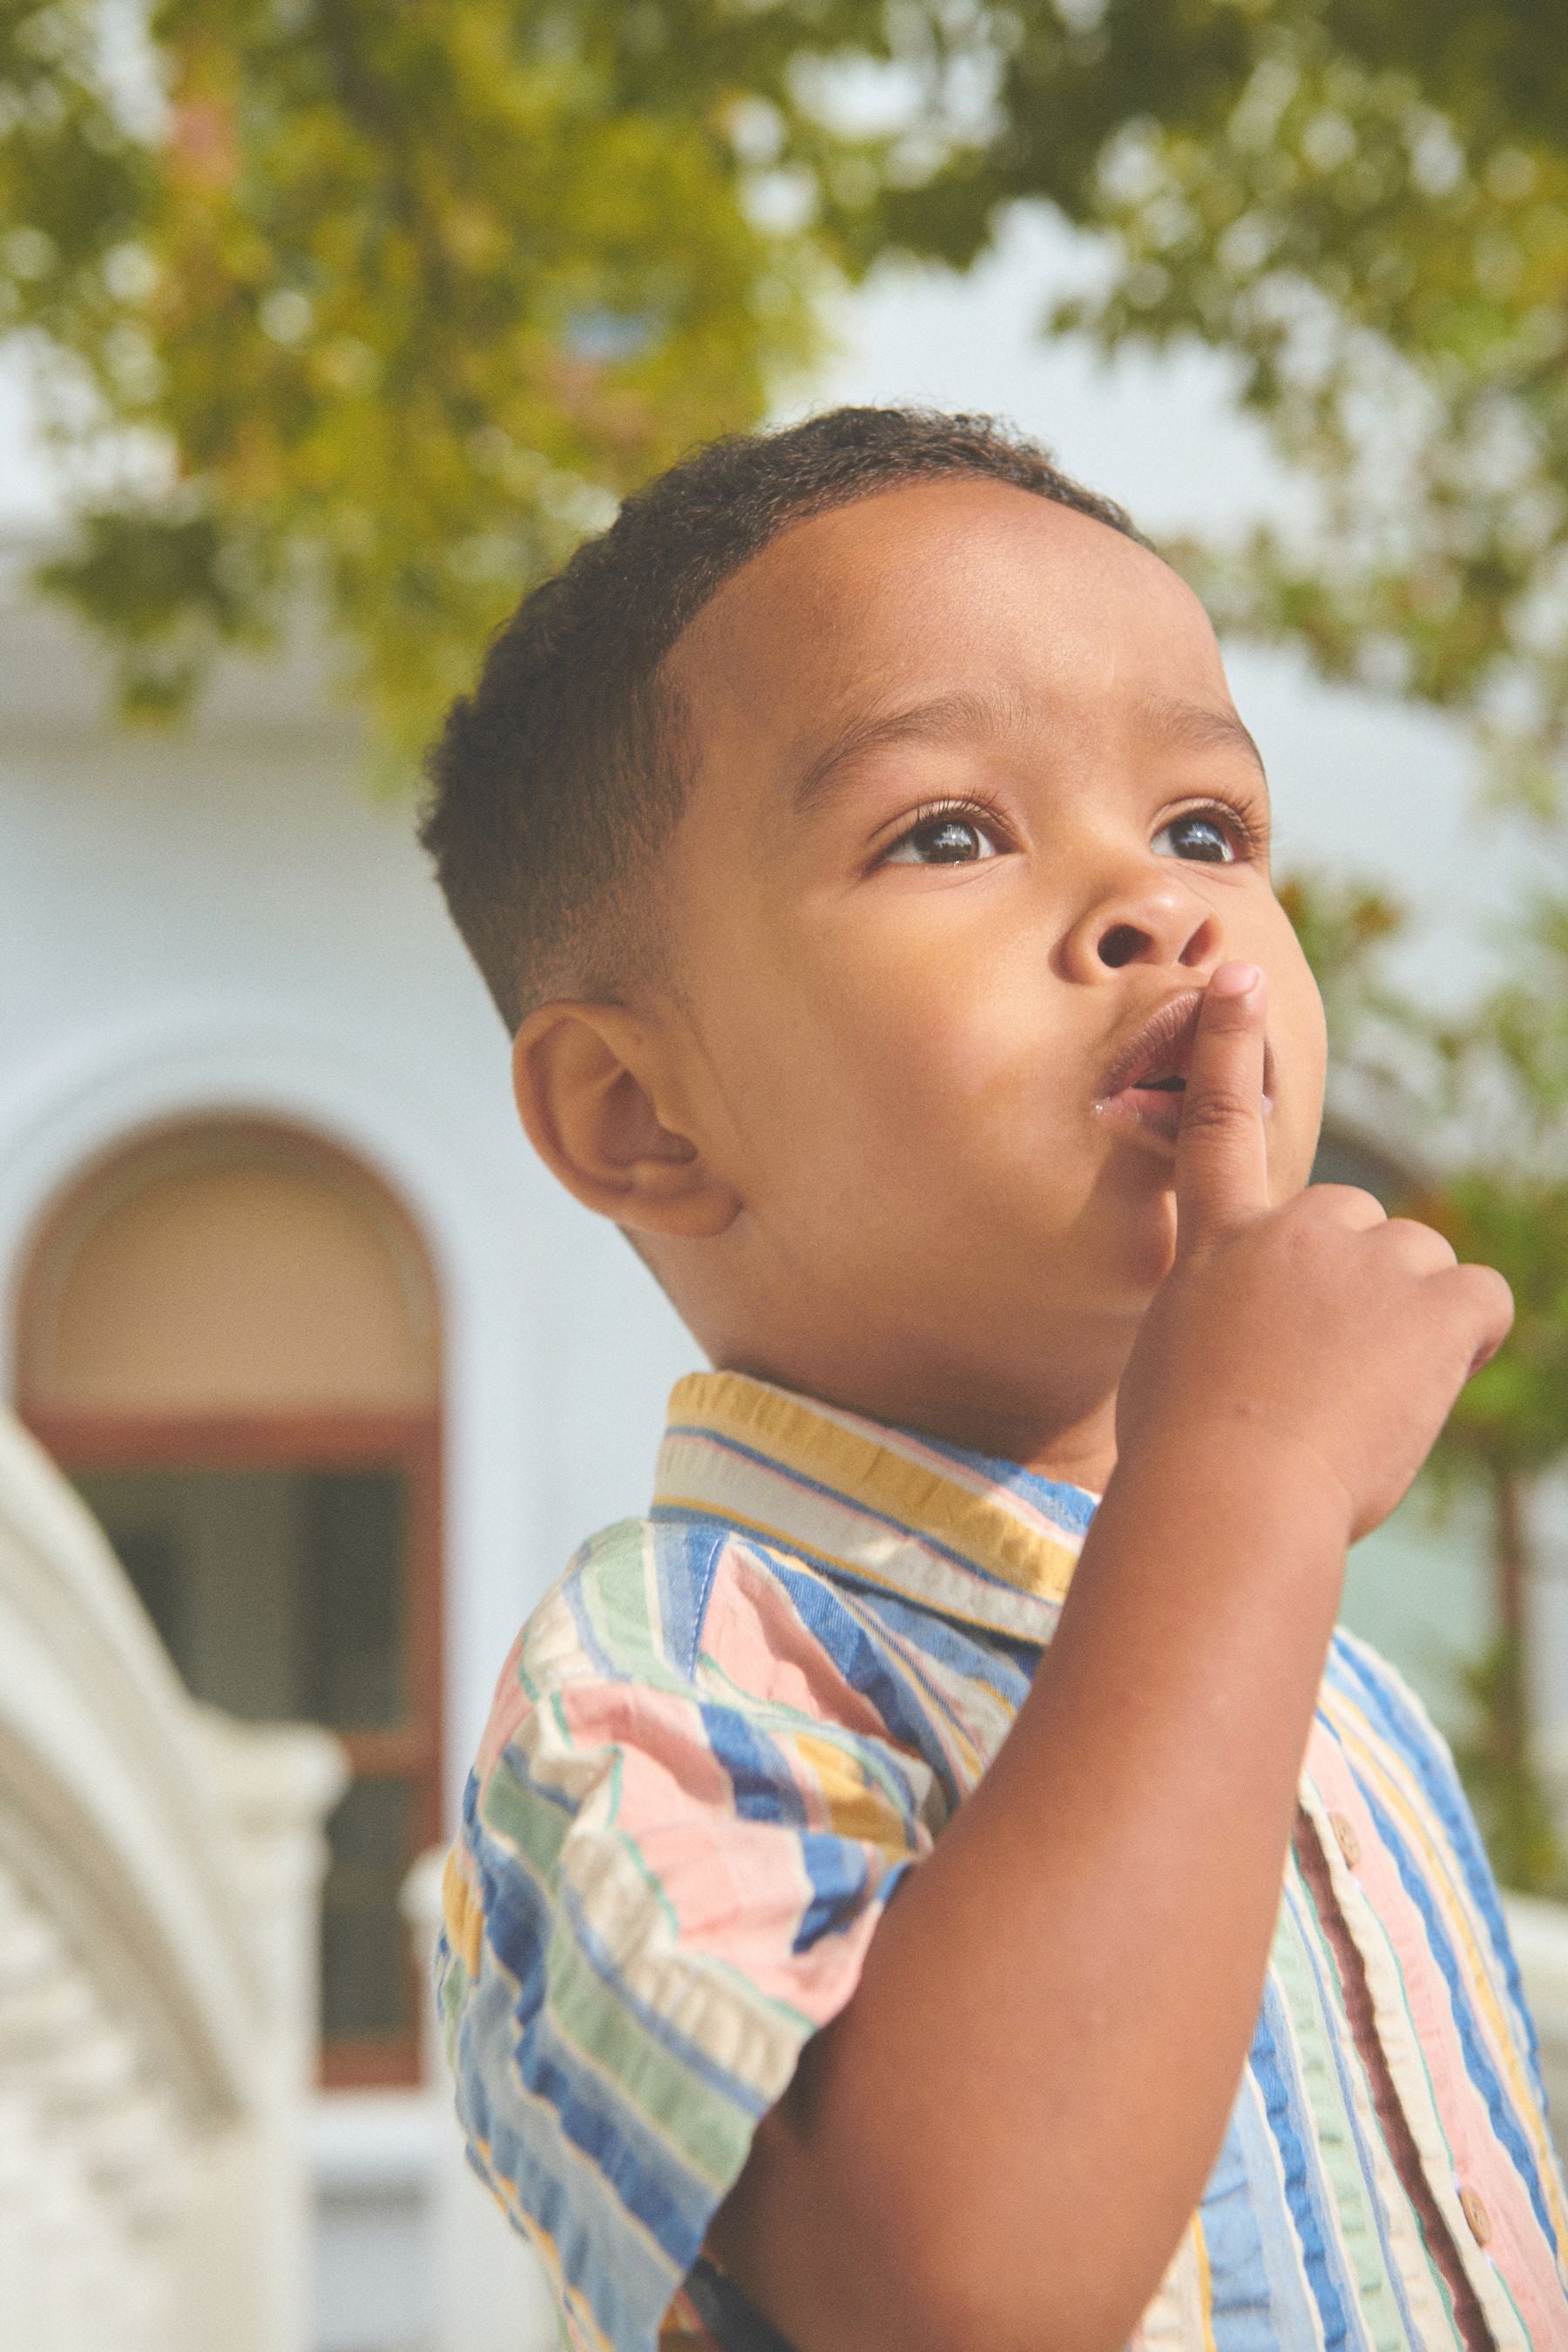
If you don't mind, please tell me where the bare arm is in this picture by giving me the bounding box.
[708,965,1513,2352]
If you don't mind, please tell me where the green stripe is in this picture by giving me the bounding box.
[482,1744,576,1881]
[1274,1870,1433,2349]
[545,1919,766,2189]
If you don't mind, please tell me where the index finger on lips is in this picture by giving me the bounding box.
[1176,963,1270,1254]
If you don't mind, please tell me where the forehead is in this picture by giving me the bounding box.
[663,476,1237,806]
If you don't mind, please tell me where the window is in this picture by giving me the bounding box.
[16,1119,443,2087]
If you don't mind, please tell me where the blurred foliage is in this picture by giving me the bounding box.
[1274,868,1401,1057]
[1285,871,1568,1892]
[0,0,942,748]
[1426,1168,1568,1893]
[836,0,1568,826]
[1453,1638,1566,1896]
[10,0,1568,781]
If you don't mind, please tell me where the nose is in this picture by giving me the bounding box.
[1059,867,1223,983]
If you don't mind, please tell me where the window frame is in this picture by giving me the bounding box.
[22,1404,443,2091]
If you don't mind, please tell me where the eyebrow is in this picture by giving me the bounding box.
[1139,693,1267,782]
[790,686,1032,821]
[787,681,1269,826]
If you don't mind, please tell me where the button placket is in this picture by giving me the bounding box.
[1300,1783,1500,2345]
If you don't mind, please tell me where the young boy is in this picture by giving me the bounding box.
[421,407,1566,2352]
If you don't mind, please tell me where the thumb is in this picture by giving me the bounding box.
[1176,963,1271,1254]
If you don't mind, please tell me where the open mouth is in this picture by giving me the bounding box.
[1098,990,1274,1145]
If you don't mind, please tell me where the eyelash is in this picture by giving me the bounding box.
[1164,797,1267,862]
[878,793,1266,865]
[878,792,1014,862]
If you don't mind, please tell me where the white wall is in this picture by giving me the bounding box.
[0,564,699,1816]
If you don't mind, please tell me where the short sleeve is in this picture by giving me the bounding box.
[435,1517,937,2352]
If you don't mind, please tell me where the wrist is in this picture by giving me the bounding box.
[1112,1406,1356,1560]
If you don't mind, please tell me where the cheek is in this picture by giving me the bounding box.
[1268,950,1329,1192]
[828,929,1069,1153]
[741,916,1081,1202]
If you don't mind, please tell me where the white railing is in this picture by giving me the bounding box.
[0,1409,347,2352]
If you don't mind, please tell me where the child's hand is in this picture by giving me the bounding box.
[1116,962,1514,1543]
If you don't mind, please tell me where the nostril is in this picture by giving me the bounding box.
[1098,923,1146,970]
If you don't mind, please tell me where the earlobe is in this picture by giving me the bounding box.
[511,1003,740,1239]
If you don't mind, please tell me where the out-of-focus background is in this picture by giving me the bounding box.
[2,4,1567,2347]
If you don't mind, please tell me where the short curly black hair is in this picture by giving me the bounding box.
[419,405,1146,1031]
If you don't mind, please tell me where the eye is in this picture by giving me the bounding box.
[883,806,1003,866]
[1152,810,1239,865]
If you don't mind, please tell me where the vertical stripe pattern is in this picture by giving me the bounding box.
[439,1370,1568,2349]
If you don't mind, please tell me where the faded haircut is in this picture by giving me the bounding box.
[419,405,1146,1031]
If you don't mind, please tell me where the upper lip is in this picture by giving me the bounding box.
[1100,991,1205,1101]
[1098,988,1276,1102]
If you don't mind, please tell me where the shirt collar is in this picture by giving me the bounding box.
[652,1369,1098,1645]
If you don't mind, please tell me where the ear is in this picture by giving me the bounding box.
[511,1002,741,1239]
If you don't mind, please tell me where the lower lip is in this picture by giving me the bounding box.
[1104,1084,1187,1143]
[1098,1083,1277,1151]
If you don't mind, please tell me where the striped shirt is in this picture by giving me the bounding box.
[437,1369,1568,2349]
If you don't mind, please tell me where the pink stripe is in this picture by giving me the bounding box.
[1305,1724,1564,2335]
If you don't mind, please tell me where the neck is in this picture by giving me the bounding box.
[716,1322,1130,1497]
[889,1386,1120,1494]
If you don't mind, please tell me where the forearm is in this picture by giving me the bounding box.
[711,1438,1350,2352]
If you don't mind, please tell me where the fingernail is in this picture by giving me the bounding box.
[1210,962,1261,998]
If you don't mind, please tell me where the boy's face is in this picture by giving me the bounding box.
[648,477,1327,1451]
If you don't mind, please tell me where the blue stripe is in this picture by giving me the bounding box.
[469,1855,723,2239]
[1287,1862,1424,2344]
[1250,1970,1361,2348]
[1199,2106,1281,2351]
[663,1509,970,1814]
[470,1757,768,2119]
[889,1421,1098,1537]
[658,1523,729,1680]
[1349,1766,1557,2247]
[1330,1635,1556,2126]
[659,1426,1052,1603]
[1328,1637,1543,2080]
[702,1702,808,1828]
[1230,2065,1326,2349]
[456,1983,687,2349]
[764,1549,972,1812]
[793,1832,875,1952]
[855,1580,1041,1712]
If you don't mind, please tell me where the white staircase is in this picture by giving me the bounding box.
[0,1407,346,2352]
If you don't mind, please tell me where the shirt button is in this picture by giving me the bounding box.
[1328,1811,1362,1869]
[1459,2186,1493,2248]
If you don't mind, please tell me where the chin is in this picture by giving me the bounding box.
[1119,1197,1180,1301]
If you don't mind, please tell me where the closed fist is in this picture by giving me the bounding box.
[1117,964,1513,1544]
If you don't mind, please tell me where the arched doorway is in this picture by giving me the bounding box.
[15,1116,443,2087]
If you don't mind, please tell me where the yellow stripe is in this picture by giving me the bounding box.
[794,1727,921,1844]
[441,1842,484,1977]
[468,2134,617,2352]
[663,1370,1079,1602]
[1322,1691,1568,2245]
[1193,2213,1219,2352]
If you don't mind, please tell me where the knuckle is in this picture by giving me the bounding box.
[1386,1216,1457,1268]
[1306,1183,1386,1227]
[1179,1086,1257,1137]
[1470,1263,1516,1324]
